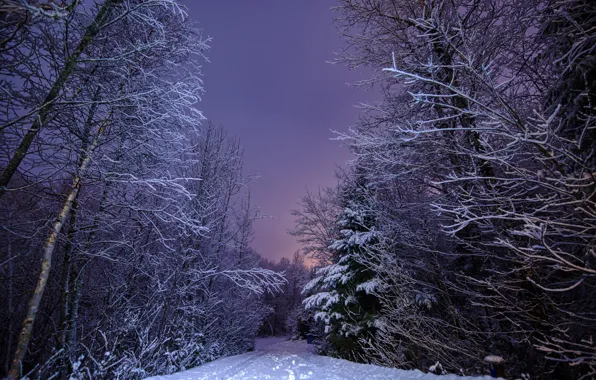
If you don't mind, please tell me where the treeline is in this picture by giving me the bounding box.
[259,253,311,338]
[291,0,595,379]
[0,2,284,379]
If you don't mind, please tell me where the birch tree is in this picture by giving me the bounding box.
[2,0,208,377]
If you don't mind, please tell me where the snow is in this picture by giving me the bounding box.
[356,278,381,294]
[428,362,443,373]
[483,356,504,364]
[145,338,497,380]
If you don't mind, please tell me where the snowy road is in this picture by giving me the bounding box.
[145,338,494,380]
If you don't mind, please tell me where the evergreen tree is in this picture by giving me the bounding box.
[303,170,382,362]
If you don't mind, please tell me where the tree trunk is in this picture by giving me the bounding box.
[3,239,14,375]
[66,264,83,353]
[7,116,109,379]
[56,204,77,379]
[58,204,77,350]
[7,177,83,379]
[66,183,110,359]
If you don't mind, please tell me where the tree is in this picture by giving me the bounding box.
[298,0,595,377]
[1,1,286,378]
[5,1,209,376]
[290,187,341,265]
[0,0,121,197]
[259,252,309,337]
[303,169,382,362]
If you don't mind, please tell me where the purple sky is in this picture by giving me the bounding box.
[184,1,378,262]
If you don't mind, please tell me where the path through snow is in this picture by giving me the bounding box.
[145,337,495,380]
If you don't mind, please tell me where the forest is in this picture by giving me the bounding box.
[1,0,595,379]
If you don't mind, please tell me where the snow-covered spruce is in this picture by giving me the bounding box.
[302,172,382,361]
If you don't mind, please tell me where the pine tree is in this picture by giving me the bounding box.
[303,171,382,362]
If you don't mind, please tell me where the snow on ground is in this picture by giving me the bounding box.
[145,338,495,380]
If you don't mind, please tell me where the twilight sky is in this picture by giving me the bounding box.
[184,1,378,262]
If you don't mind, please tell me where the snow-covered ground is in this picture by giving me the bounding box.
[145,337,496,380]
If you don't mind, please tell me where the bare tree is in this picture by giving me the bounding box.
[290,187,341,265]
[295,0,595,378]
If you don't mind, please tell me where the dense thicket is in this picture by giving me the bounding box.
[293,0,595,378]
[0,2,284,379]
